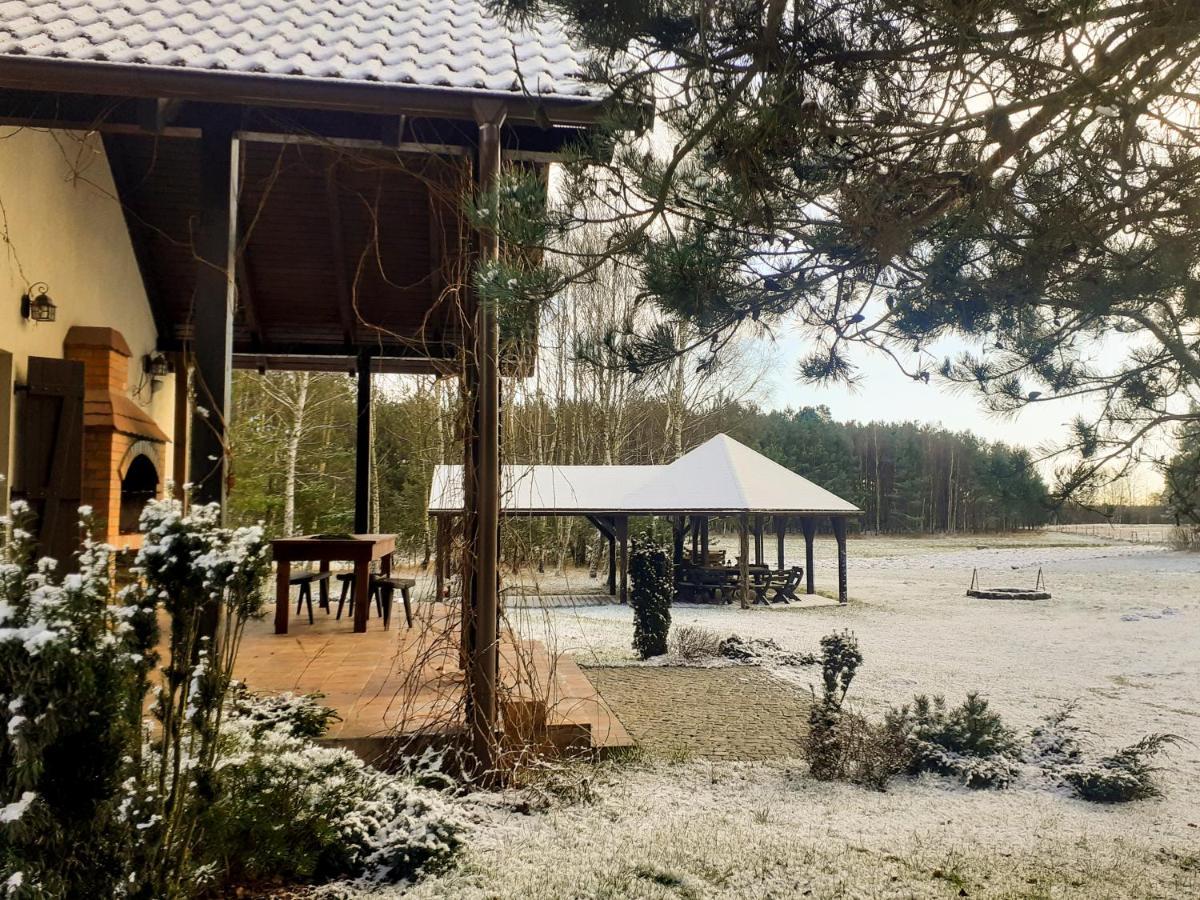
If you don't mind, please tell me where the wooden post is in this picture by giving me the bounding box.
[435,515,449,600]
[801,516,816,595]
[617,516,629,604]
[753,514,764,566]
[700,515,710,562]
[690,514,699,561]
[738,513,750,608]
[354,349,373,534]
[190,121,239,513]
[776,515,786,571]
[831,515,848,603]
[607,529,617,595]
[170,353,190,502]
[467,104,505,772]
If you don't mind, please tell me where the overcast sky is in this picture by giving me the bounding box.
[754,323,1168,500]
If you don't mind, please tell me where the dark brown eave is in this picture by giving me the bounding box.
[0,54,611,127]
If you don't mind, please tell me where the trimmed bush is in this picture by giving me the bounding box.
[630,535,672,659]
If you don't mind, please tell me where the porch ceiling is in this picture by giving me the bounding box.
[105,133,470,372]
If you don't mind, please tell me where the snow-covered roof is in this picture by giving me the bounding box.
[0,0,594,99]
[429,434,861,515]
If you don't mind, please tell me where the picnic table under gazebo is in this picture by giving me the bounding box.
[428,434,862,607]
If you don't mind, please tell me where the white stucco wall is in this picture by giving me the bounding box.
[0,128,175,513]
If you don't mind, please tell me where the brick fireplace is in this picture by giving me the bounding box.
[63,327,168,550]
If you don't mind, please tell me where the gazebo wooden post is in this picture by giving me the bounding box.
[190,120,239,514]
[354,348,373,535]
[672,516,685,567]
[690,515,699,562]
[434,514,450,599]
[753,514,764,566]
[607,524,617,595]
[467,103,504,772]
[801,516,816,595]
[738,513,750,608]
[616,516,629,603]
[191,119,239,642]
[831,515,848,603]
[700,515,710,562]
[775,515,786,571]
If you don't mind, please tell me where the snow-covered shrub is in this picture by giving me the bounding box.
[197,694,462,887]
[890,693,1021,788]
[670,625,722,660]
[227,683,339,739]
[630,536,671,659]
[1028,705,1180,802]
[1059,734,1181,802]
[804,631,906,789]
[1,503,156,899]
[717,634,816,666]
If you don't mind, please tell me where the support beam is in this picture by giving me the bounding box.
[608,530,617,595]
[776,515,786,571]
[700,515,710,562]
[189,121,239,512]
[738,513,750,609]
[754,513,764,566]
[831,515,848,604]
[616,516,629,604]
[467,103,505,773]
[435,515,450,600]
[801,517,817,595]
[354,349,373,535]
[690,514,700,561]
[170,353,190,502]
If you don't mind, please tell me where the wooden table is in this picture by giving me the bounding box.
[271,534,396,634]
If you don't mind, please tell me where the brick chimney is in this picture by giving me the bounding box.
[63,327,168,549]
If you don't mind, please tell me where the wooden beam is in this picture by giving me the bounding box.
[776,515,786,571]
[189,121,239,512]
[467,102,505,773]
[832,516,848,604]
[325,166,357,347]
[354,348,373,536]
[801,517,816,595]
[738,513,750,609]
[754,513,764,566]
[235,256,266,348]
[170,353,190,502]
[616,516,629,604]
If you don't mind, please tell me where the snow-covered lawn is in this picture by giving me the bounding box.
[387,533,1200,897]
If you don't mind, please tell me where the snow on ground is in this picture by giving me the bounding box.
[383,533,1200,898]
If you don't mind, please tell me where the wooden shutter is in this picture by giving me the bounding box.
[11,356,84,570]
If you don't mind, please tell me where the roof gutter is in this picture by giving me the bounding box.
[0,54,613,127]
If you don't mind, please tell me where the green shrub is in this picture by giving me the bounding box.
[1060,734,1181,802]
[889,693,1021,788]
[804,631,906,789]
[630,536,672,659]
[669,625,722,660]
[196,693,462,888]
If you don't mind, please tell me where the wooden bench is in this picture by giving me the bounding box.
[290,570,334,624]
[334,572,415,630]
[371,576,415,629]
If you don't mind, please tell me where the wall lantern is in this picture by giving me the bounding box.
[20,282,56,322]
[143,352,171,377]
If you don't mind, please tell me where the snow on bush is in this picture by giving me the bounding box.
[202,692,462,887]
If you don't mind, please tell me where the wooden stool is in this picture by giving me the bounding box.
[290,571,333,624]
[335,572,384,622]
[370,576,415,629]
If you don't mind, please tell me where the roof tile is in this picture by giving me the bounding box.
[0,0,594,97]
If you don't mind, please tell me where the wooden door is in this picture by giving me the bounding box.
[11,356,85,570]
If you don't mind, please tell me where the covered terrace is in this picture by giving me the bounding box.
[429,434,862,607]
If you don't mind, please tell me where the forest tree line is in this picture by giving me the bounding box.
[226,369,1052,565]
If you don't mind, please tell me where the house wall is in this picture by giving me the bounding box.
[0,128,175,520]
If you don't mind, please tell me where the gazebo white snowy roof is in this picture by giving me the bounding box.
[428,433,861,516]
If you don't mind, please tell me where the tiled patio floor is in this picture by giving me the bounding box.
[233,601,633,760]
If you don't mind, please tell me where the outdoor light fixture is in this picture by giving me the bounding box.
[143,352,171,377]
[19,282,56,322]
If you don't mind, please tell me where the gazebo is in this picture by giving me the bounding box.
[429,433,862,606]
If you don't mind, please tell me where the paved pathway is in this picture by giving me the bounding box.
[582,666,810,760]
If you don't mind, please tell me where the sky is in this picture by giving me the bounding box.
[754,323,1168,500]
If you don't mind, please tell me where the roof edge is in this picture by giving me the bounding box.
[0,54,611,127]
